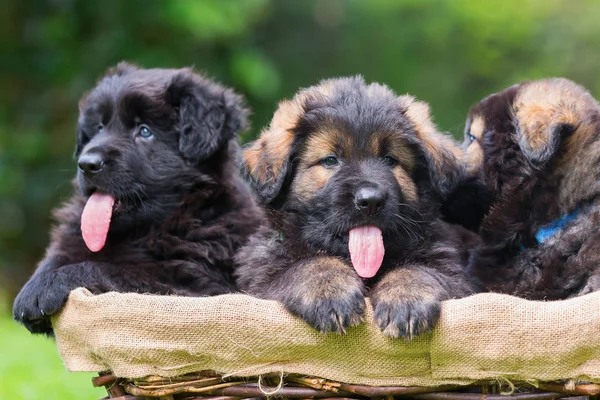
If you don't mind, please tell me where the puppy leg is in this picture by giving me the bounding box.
[12,257,141,334]
[485,208,600,299]
[562,224,600,296]
[12,258,191,335]
[580,273,600,295]
[371,265,469,340]
[535,219,600,298]
[467,178,539,292]
[264,256,365,334]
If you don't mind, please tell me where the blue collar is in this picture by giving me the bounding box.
[534,207,582,245]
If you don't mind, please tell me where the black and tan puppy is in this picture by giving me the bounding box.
[235,77,474,339]
[13,62,264,335]
[464,78,600,299]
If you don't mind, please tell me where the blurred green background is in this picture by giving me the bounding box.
[2,0,600,398]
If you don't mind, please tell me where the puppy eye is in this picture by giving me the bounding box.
[382,155,397,166]
[468,133,476,143]
[321,155,339,167]
[138,124,153,139]
[98,124,103,132]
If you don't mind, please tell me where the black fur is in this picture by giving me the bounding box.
[13,62,264,335]
[236,77,474,339]
[441,175,492,231]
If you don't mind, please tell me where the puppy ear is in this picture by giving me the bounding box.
[104,61,139,77]
[168,70,248,164]
[242,98,304,204]
[516,120,576,166]
[399,95,466,200]
[513,78,595,167]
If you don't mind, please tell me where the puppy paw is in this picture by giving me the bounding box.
[292,284,366,334]
[372,292,441,340]
[577,274,600,296]
[12,271,74,335]
[370,268,451,340]
[279,257,366,334]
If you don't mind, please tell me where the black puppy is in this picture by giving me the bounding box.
[13,62,264,335]
[236,77,474,340]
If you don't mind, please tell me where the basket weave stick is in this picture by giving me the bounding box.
[92,371,600,400]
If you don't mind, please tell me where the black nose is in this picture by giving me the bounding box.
[355,187,385,215]
[77,153,105,175]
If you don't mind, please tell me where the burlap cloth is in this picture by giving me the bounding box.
[52,288,600,386]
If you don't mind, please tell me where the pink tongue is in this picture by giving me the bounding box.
[348,226,385,278]
[81,192,114,252]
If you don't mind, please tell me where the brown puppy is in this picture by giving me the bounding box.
[464,78,600,299]
[235,76,474,340]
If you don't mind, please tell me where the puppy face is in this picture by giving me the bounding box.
[243,76,464,256]
[289,116,420,254]
[463,84,522,175]
[464,78,600,212]
[75,62,247,228]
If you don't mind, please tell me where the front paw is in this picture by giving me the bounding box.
[288,285,366,334]
[372,284,443,340]
[13,272,73,335]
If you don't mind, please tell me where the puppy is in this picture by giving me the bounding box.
[464,78,600,299]
[13,62,264,335]
[235,77,474,339]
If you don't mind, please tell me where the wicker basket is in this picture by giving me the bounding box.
[92,371,600,400]
[51,289,600,400]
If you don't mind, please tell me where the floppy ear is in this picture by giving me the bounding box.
[512,78,598,167]
[399,95,466,200]
[517,121,576,166]
[242,98,304,204]
[515,105,578,167]
[168,70,248,164]
[104,61,139,77]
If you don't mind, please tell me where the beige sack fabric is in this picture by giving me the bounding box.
[53,288,600,386]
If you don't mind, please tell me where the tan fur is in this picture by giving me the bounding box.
[244,81,351,186]
[291,127,421,202]
[290,130,342,201]
[380,132,416,172]
[370,267,445,339]
[399,95,464,183]
[469,115,485,142]
[374,268,442,301]
[401,96,464,158]
[465,115,485,172]
[514,79,600,212]
[392,167,418,203]
[297,256,356,297]
[515,79,597,133]
[243,99,301,185]
[300,129,343,165]
[515,79,596,158]
[291,165,333,202]
[296,256,365,332]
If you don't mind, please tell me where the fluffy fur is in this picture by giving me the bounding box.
[235,76,475,340]
[464,78,600,299]
[13,62,264,335]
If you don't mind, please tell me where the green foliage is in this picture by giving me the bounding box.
[0,294,103,399]
[3,0,600,294]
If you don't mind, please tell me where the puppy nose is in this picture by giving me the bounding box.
[355,187,385,215]
[77,153,105,175]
